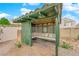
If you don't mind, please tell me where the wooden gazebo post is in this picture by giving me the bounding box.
[55,4,62,56]
[55,14,60,56]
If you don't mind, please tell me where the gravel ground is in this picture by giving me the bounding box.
[0,39,79,56]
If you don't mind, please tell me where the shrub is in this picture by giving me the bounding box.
[15,42,22,48]
[0,17,10,25]
[61,42,73,49]
[77,34,79,40]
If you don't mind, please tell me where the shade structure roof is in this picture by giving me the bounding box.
[13,3,62,24]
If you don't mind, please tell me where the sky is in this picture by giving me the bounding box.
[0,3,79,23]
[62,3,79,23]
[0,3,44,20]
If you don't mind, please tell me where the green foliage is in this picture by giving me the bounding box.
[61,42,73,49]
[40,10,48,16]
[15,15,32,23]
[0,17,10,26]
[0,28,3,33]
[77,34,79,40]
[15,42,22,48]
[29,13,39,19]
[40,6,57,17]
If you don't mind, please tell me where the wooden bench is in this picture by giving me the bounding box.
[32,33,56,41]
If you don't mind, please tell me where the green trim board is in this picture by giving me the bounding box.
[21,21,32,46]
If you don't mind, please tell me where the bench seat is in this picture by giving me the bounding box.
[32,33,56,41]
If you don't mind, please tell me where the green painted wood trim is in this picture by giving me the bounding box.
[55,14,60,56]
[14,4,58,23]
[21,21,32,46]
[29,21,32,46]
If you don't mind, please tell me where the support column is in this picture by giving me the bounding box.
[21,21,32,46]
[55,15,60,56]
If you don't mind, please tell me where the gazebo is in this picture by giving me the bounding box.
[13,3,62,56]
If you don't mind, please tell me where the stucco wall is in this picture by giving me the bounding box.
[0,27,17,42]
[60,28,79,39]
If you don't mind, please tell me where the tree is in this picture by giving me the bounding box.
[0,17,10,40]
[0,17,10,26]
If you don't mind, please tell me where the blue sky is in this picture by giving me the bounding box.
[0,3,43,20]
[62,3,79,23]
[0,3,79,23]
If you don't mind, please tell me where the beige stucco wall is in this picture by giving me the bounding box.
[60,28,79,39]
[0,27,17,42]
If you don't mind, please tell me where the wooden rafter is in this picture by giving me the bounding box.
[13,3,61,23]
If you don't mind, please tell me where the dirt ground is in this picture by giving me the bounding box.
[60,38,79,55]
[0,40,16,56]
[4,39,55,56]
[0,39,79,56]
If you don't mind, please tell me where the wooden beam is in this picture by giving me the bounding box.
[32,17,55,24]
